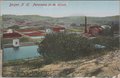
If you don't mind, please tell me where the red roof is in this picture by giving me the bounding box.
[88,26,103,36]
[17,29,40,32]
[52,27,65,32]
[24,31,46,36]
[3,32,22,38]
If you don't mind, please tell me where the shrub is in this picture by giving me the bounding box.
[92,36,119,50]
[38,33,96,62]
[38,33,119,62]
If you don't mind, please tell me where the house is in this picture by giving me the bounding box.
[3,30,22,39]
[16,29,46,39]
[3,30,21,47]
[88,26,103,36]
[45,26,65,33]
[52,26,65,32]
[24,31,46,39]
[17,29,37,34]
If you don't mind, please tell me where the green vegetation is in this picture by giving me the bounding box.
[8,25,20,30]
[2,39,13,44]
[101,21,119,36]
[67,27,84,32]
[2,37,30,44]
[3,57,44,67]
[38,33,119,62]
[92,36,119,50]
[20,37,30,42]
[2,15,120,28]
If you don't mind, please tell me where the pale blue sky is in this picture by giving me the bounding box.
[1,1,120,17]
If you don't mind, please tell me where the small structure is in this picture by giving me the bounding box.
[45,28,53,34]
[101,25,111,29]
[24,31,46,39]
[13,39,20,47]
[17,29,46,39]
[3,31,22,39]
[52,26,65,32]
[6,29,13,33]
[88,26,103,36]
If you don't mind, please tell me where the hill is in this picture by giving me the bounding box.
[2,15,120,28]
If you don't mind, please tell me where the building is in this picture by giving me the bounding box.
[45,26,65,33]
[24,31,46,39]
[3,31,22,39]
[45,28,53,34]
[17,29,41,34]
[88,26,103,36]
[52,26,65,32]
[3,30,22,47]
[13,39,20,47]
[17,29,46,39]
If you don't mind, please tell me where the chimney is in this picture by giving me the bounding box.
[84,16,87,33]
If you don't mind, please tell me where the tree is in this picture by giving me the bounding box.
[8,25,20,30]
[70,23,77,27]
[38,33,119,62]
[38,33,96,62]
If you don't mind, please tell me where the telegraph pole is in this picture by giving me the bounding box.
[84,16,87,33]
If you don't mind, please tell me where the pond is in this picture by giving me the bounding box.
[3,45,40,62]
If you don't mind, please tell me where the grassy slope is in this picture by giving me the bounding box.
[3,50,120,77]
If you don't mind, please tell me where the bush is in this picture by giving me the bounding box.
[38,33,119,62]
[92,36,119,50]
[38,33,96,62]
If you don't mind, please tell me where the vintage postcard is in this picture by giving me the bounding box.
[0,0,120,78]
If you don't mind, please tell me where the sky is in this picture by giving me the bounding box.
[1,1,120,17]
